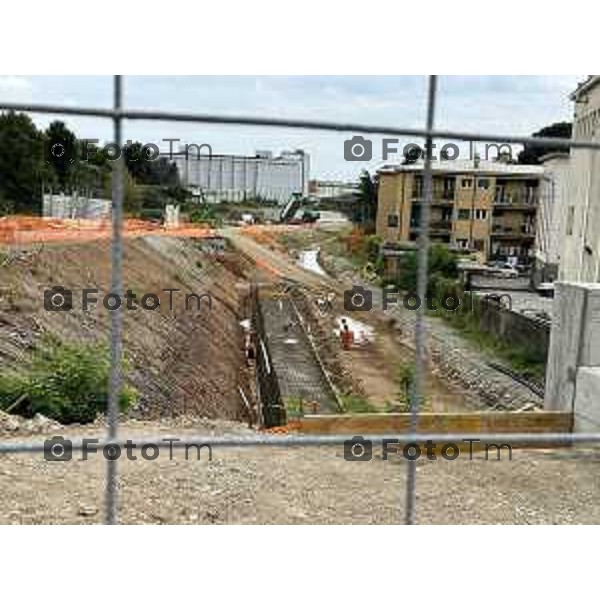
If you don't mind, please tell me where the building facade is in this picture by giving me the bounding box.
[376,159,543,262]
[559,76,600,282]
[308,180,358,201]
[174,149,309,204]
[534,153,573,284]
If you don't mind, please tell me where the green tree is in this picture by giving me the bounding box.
[353,169,378,227]
[0,111,47,214]
[397,244,458,291]
[518,122,572,165]
[124,141,179,186]
[45,120,78,190]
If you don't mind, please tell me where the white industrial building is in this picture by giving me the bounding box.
[174,149,309,204]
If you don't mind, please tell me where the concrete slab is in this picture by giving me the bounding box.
[545,283,594,411]
[574,367,600,432]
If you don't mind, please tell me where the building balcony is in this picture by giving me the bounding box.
[493,192,539,209]
[410,220,452,235]
[490,223,535,239]
[411,193,455,205]
[411,184,455,202]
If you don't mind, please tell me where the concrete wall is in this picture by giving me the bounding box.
[544,282,600,430]
[462,293,550,363]
[476,299,549,361]
[43,194,111,219]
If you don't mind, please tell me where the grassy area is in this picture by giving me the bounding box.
[339,394,379,413]
[0,336,137,423]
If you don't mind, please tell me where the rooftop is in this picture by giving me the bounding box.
[571,75,600,101]
[378,159,544,177]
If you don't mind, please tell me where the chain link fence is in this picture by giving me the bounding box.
[2,75,600,524]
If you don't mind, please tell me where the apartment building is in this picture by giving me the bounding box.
[376,159,544,262]
[559,76,600,281]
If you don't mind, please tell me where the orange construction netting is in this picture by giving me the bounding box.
[0,216,218,245]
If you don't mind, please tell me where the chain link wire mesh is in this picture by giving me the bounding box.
[1,75,600,524]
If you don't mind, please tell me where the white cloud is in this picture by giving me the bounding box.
[0,76,33,102]
[0,75,32,91]
[0,75,584,180]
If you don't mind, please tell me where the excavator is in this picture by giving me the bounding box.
[279,193,320,224]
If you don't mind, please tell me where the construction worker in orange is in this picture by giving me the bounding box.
[339,318,355,351]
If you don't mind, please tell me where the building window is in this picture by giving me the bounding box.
[461,178,473,188]
[458,209,470,220]
[442,177,455,199]
[478,178,490,189]
[473,239,485,251]
[566,206,575,236]
[474,209,487,220]
[387,214,399,228]
[413,175,423,198]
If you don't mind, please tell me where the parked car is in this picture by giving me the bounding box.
[496,265,519,278]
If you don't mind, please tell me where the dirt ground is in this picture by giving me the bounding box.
[232,226,481,412]
[0,235,255,420]
[331,315,474,411]
[1,419,599,524]
[268,224,543,411]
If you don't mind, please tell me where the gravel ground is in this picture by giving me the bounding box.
[1,417,599,524]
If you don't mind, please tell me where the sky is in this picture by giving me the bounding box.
[0,75,583,181]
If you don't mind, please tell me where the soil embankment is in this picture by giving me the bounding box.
[0,236,253,419]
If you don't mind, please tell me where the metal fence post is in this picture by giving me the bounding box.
[106,75,124,525]
[405,75,438,525]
